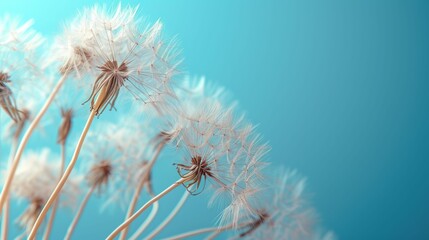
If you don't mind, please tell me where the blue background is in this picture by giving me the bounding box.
[1,0,429,239]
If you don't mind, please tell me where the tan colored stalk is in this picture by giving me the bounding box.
[43,143,66,240]
[1,137,18,240]
[120,142,166,240]
[64,186,95,240]
[145,191,189,240]
[130,199,159,240]
[0,73,69,214]
[107,178,187,240]
[164,221,252,240]
[205,230,222,240]
[164,226,230,240]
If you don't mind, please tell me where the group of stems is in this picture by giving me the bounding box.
[129,199,158,240]
[27,105,97,239]
[144,191,189,240]
[107,178,187,239]
[0,73,69,216]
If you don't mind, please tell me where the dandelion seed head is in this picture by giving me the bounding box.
[78,4,180,116]
[232,169,334,240]
[167,77,269,227]
[0,70,20,122]
[57,108,74,145]
[2,148,80,233]
[80,115,153,211]
[6,148,78,203]
[86,159,113,191]
[16,198,45,235]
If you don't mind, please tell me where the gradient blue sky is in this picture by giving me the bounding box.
[1,0,429,239]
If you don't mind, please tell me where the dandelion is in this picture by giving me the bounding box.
[230,169,334,240]
[0,70,20,122]
[107,77,268,239]
[57,108,74,145]
[83,18,178,116]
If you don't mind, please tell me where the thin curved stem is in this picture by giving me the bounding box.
[205,230,222,240]
[0,74,69,214]
[130,198,159,240]
[145,191,189,240]
[27,108,96,239]
[120,142,166,240]
[1,137,18,240]
[43,143,66,240]
[163,226,228,240]
[164,221,252,240]
[64,186,95,240]
[107,178,186,240]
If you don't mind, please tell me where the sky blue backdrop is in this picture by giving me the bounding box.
[1,0,429,239]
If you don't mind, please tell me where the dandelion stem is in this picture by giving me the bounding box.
[145,191,189,240]
[163,226,229,240]
[205,230,222,240]
[43,143,67,240]
[64,185,95,240]
[107,178,187,240]
[164,221,252,240]
[0,73,69,214]
[129,195,159,240]
[1,137,18,240]
[120,141,166,240]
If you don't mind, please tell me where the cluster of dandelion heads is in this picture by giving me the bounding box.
[231,169,334,240]
[164,77,269,227]
[2,149,79,234]
[0,4,333,240]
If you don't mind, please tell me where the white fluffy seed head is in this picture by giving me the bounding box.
[5,148,80,205]
[232,169,335,240]
[80,114,154,211]
[166,77,269,227]
[2,148,80,234]
[50,4,180,116]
